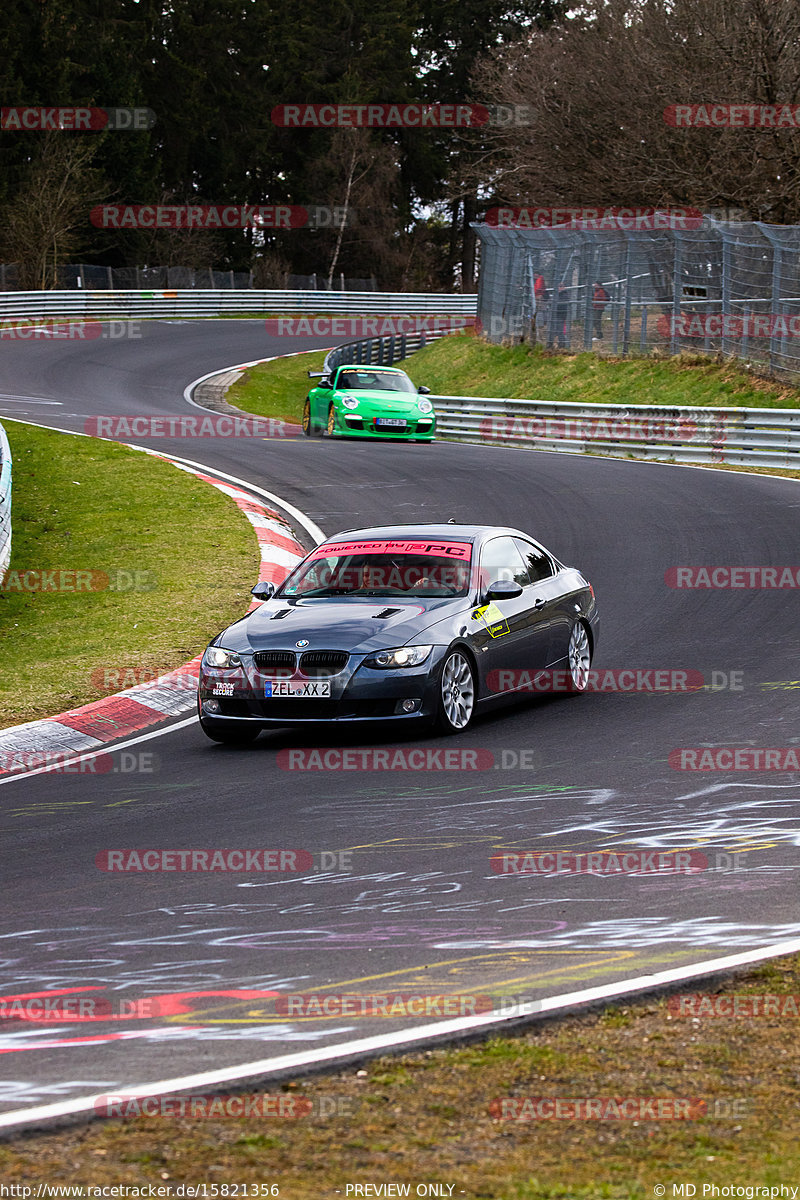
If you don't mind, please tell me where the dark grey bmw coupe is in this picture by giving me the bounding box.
[197,523,599,742]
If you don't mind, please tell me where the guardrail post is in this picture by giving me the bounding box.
[721,235,732,358]
[770,245,783,374]
[622,238,633,356]
[582,241,595,351]
[671,237,683,355]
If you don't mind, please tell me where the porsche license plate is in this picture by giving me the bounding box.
[376,418,407,428]
[265,680,331,698]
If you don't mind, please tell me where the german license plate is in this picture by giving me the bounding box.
[265,680,331,698]
[376,418,407,428]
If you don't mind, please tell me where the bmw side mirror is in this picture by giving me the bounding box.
[251,581,276,600]
[418,385,431,394]
[485,579,523,601]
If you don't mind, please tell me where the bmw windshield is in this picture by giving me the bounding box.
[277,539,473,600]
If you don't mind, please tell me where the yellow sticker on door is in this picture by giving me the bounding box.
[471,602,510,638]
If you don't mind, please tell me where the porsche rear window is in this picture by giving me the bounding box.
[279,540,473,599]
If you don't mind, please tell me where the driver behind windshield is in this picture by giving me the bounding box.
[282,553,470,598]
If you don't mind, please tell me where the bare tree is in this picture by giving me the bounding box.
[470,0,800,221]
[129,192,227,270]
[302,128,400,285]
[0,136,108,289]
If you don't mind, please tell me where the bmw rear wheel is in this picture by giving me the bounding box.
[435,649,476,734]
[326,404,336,436]
[567,621,592,692]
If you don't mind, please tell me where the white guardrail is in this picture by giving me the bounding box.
[0,422,11,579]
[432,396,800,468]
[320,328,800,468]
[0,289,477,321]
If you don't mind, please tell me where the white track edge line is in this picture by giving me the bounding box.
[0,717,198,788]
[3,935,800,1132]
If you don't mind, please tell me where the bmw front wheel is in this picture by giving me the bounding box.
[567,621,592,692]
[435,648,476,734]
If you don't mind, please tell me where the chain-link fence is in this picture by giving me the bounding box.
[0,264,378,292]
[473,218,800,382]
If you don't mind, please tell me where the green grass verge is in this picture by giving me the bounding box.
[226,348,328,423]
[226,335,800,424]
[0,421,260,728]
[2,951,799,1193]
[405,334,800,409]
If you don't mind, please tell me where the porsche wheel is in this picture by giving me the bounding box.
[435,649,476,734]
[326,404,336,436]
[302,398,313,436]
[567,621,592,692]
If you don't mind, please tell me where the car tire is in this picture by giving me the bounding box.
[434,647,476,734]
[302,398,313,436]
[566,621,592,692]
[326,404,336,436]
[199,716,260,744]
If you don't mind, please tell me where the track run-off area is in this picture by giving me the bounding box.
[0,319,799,1132]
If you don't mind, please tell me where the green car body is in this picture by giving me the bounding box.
[302,364,436,442]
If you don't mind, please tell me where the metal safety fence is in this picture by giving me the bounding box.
[323,330,445,374]
[0,422,12,580]
[0,290,477,322]
[431,393,800,468]
[0,264,379,292]
[473,218,800,383]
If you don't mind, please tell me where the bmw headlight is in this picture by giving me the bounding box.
[203,646,243,669]
[417,398,433,414]
[342,397,359,410]
[364,645,433,669]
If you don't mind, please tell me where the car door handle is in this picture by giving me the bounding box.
[533,597,546,609]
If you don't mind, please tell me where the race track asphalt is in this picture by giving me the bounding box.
[0,320,798,1127]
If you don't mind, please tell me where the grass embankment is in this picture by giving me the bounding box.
[227,335,800,421]
[2,951,799,1194]
[227,336,800,482]
[226,349,327,423]
[399,335,800,409]
[0,422,259,727]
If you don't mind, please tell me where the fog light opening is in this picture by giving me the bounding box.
[205,698,221,714]
[397,698,421,714]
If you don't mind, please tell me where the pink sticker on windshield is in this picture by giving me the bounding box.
[308,540,473,560]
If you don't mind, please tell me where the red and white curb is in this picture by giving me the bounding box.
[0,451,308,778]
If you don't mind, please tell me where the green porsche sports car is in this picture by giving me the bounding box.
[302,364,436,442]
